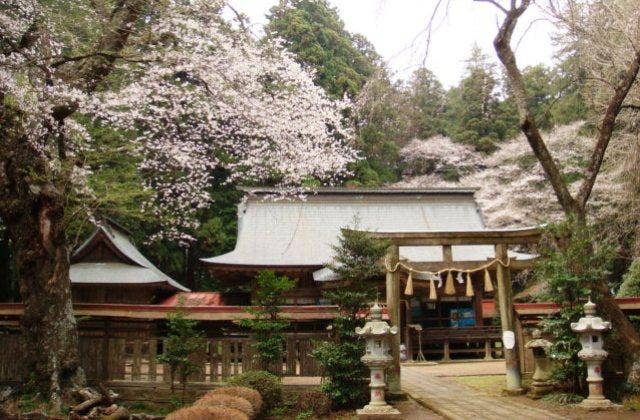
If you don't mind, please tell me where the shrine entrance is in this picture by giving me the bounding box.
[360,227,542,393]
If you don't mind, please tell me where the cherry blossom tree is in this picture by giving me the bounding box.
[1,0,147,404]
[395,123,621,228]
[92,0,357,244]
[399,135,483,179]
[0,0,356,402]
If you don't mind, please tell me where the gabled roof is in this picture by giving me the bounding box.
[71,221,189,292]
[202,188,517,274]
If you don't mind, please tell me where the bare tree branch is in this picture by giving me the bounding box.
[51,51,150,68]
[475,0,508,15]
[51,0,148,122]
[488,0,580,215]
[72,0,148,94]
[226,3,249,33]
[576,50,640,209]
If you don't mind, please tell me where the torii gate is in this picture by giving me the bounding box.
[366,227,542,394]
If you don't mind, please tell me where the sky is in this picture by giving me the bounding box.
[226,0,558,88]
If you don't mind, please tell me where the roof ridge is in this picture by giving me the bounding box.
[238,186,479,195]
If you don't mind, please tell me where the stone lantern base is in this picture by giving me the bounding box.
[579,380,614,411]
[528,380,554,399]
[356,403,401,419]
[579,396,614,411]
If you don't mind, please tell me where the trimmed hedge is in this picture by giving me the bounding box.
[227,370,282,412]
[206,386,263,414]
[165,405,249,420]
[194,394,254,418]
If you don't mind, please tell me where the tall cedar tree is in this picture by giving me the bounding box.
[312,228,389,408]
[241,270,297,374]
[446,45,516,152]
[265,0,378,99]
[407,68,447,139]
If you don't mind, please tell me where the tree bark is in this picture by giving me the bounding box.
[0,127,81,402]
[482,0,640,384]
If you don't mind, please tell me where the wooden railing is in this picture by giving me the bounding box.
[409,326,503,361]
[0,332,327,385]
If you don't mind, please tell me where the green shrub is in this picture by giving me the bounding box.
[441,165,461,182]
[536,218,615,393]
[296,389,332,416]
[313,340,368,408]
[624,394,640,411]
[618,259,640,297]
[227,370,282,412]
[158,305,205,400]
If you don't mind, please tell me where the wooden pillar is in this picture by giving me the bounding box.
[495,243,522,392]
[474,277,484,327]
[404,300,413,361]
[442,244,453,263]
[484,340,493,360]
[442,340,451,362]
[385,244,401,393]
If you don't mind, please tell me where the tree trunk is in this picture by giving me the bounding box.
[0,111,83,402]
[593,279,640,384]
[0,137,83,403]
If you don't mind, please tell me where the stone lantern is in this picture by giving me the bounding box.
[524,329,553,398]
[355,302,400,417]
[570,299,612,410]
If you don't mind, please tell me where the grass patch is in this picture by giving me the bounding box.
[453,375,505,396]
[541,392,584,405]
[124,401,171,416]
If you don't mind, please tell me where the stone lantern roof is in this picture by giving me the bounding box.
[355,303,398,337]
[570,299,612,333]
[525,329,552,350]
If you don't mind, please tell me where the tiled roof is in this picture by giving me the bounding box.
[159,292,224,307]
[71,222,190,292]
[202,188,523,272]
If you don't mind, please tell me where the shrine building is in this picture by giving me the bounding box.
[202,187,537,361]
[70,220,189,304]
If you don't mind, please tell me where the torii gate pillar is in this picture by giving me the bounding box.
[495,243,523,392]
[385,244,402,394]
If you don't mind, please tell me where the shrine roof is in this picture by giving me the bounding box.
[202,188,532,275]
[238,187,479,195]
[71,221,189,292]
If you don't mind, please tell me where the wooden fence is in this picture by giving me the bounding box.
[0,332,327,385]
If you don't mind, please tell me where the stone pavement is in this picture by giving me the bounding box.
[401,363,564,420]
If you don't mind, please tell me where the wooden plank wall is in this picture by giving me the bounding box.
[0,333,327,385]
